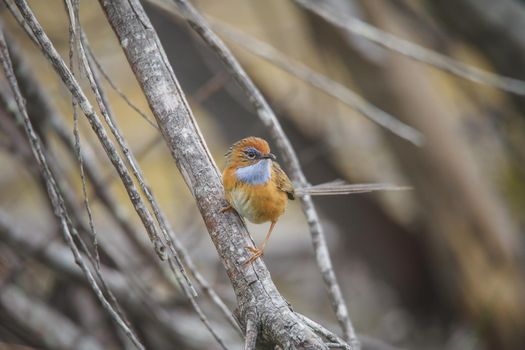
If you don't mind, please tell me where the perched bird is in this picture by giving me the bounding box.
[222,137,407,265]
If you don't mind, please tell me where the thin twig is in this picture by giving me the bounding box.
[64,0,101,269]
[6,3,224,343]
[76,24,197,297]
[167,0,359,346]
[62,3,161,331]
[85,43,159,129]
[82,44,241,333]
[0,37,133,322]
[0,25,146,350]
[9,0,177,279]
[208,18,424,146]
[296,0,525,97]
[73,3,235,345]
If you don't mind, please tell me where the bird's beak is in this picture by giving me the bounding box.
[261,153,276,160]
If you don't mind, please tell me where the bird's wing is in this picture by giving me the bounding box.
[272,162,295,200]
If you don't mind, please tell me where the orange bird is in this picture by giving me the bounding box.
[222,137,407,265]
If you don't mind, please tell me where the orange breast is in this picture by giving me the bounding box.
[223,168,288,224]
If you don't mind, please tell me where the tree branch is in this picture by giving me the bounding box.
[296,0,525,96]
[97,0,330,348]
[208,18,424,146]
[0,23,146,350]
[161,0,359,346]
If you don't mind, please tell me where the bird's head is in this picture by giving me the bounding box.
[225,137,276,168]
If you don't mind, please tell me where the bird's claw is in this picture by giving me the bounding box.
[244,246,263,265]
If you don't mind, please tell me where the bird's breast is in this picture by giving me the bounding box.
[229,182,288,224]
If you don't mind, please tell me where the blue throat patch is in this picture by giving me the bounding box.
[235,159,272,185]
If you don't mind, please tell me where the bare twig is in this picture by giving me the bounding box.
[7,0,195,294]
[0,24,146,350]
[78,18,240,342]
[164,0,359,346]
[67,3,235,345]
[207,19,424,146]
[81,42,241,334]
[85,43,159,129]
[296,0,525,96]
[77,15,197,298]
[64,0,101,269]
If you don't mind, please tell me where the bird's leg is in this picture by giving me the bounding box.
[244,221,277,266]
[219,204,233,213]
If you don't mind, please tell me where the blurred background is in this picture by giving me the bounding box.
[1,0,525,349]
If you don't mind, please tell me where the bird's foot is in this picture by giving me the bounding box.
[244,246,263,266]
[219,204,233,214]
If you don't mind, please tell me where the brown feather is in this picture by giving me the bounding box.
[272,162,295,200]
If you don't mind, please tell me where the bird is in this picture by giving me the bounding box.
[221,136,408,265]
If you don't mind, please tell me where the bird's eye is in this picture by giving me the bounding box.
[246,151,256,159]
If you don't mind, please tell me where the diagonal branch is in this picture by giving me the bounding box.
[97,0,331,348]
[7,0,194,295]
[208,18,424,146]
[163,0,359,346]
[296,0,525,96]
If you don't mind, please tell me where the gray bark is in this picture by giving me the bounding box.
[98,0,328,348]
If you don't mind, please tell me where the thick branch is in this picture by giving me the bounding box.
[98,0,328,348]
[163,0,358,346]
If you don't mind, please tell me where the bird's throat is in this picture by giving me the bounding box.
[235,159,271,185]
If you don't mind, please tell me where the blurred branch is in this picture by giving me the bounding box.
[209,18,424,146]
[98,0,332,348]
[79,26,240,335]
[0,24,145,350]
[85,40,159,129]
[157,0,358,346]
[296,0,525,96]
[0,32,165,301]
[5,9,239,334]
[0,210,131,298]
[0,210,229,349]
[65,0,101,269]
[0,285,104,350]
[7,0,201,299]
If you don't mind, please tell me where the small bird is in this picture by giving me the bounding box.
[222,137,407,265]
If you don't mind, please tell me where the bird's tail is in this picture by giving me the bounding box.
[294,180,411,197]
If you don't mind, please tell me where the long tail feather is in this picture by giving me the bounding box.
[295,181,411,196]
